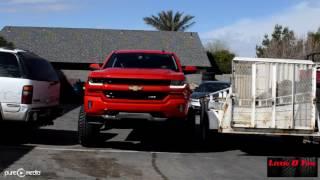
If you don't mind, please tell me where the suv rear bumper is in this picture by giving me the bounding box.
[0,103,29,121]
[0,103,59,122]
[84,96,189,119]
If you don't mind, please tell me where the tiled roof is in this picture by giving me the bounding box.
[0,26,210,66]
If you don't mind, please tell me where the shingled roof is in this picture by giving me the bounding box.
[0,26,210,66]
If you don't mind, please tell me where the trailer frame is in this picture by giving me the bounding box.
[200,57,320,138]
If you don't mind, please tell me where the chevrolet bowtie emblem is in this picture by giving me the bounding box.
[128,85,143,91]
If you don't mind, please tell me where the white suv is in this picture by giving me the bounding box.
[0,48,60,122]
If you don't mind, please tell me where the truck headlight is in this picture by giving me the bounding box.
[170,80,186,88]
[191,98,200,103]
[88,78,104,85]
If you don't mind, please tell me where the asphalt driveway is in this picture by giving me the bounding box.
[0,105,319,179]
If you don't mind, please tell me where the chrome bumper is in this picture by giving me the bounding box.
[0,103,59,122]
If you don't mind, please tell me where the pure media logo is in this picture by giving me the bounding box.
[3,168,41,178]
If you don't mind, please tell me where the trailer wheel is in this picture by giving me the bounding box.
[186,108,196,134]
[78,106,100,147]
[281,136,304,145]
[199,98,209,142]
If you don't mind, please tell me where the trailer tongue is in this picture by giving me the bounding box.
[201,57,320,138]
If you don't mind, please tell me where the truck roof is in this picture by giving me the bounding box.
[114,49,174,54]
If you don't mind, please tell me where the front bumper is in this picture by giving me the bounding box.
[84,95,189,119]
[190,99,201,110]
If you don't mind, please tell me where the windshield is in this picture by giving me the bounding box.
[196,83,230,92]
[104,53,178,71]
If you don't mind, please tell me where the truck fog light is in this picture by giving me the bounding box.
[88,101,93,109]
[178,104,184,112]
[32,112,38,121]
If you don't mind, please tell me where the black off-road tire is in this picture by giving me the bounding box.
[166,111,196,144]
[78,106,100,147]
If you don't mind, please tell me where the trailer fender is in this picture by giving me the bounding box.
[208,110,219,130]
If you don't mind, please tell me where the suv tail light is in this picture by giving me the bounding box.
[22,85,33,104]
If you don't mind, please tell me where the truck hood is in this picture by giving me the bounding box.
[89,68,185,80]
[190,92,208,99]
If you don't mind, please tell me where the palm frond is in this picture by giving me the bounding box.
[143,10,195,31]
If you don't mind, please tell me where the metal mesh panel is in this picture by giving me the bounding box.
[233,62,252,101]
[294,64,313,128]
[255,63,273,128]
[275,63,294,128]
[232,61,252,126]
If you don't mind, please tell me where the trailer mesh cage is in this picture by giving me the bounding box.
[232,58,316,130]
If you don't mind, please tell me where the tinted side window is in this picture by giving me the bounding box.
[18,52,59,82]
[0,52,21,78]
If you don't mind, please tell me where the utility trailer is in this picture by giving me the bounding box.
[199,57,320,141]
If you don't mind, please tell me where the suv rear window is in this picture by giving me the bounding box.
[104,53,178,71]
[18,52,59,82]
[0,52,21,78]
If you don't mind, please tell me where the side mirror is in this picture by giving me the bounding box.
[89,63,101,70]
[183,66,197,74]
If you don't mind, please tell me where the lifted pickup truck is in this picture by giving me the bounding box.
[78,50,196,146]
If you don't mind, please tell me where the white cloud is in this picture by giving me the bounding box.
[200,1,320,56]
[7,0,58,4]
[31,3,70,11]
[0,7,18,13]
[0,0,71,12]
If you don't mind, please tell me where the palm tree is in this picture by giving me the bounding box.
[143,10,195,31]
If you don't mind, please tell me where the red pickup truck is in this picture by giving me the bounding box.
[78,50,197,146]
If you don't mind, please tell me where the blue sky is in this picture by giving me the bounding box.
[1,0,319,56]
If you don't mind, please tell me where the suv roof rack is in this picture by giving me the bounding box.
[0,46,15,50]
[0,47,27,53]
